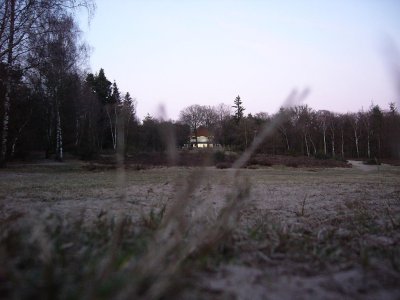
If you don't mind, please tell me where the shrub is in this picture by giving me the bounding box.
[213,150,226,163]
[216,162,231,169]
[364,158,381,165]
[78,146,99,160]
[314,152,330,160]
[286,162,298,168]
[287,149,300,157]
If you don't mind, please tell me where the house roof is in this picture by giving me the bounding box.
[196,126,211,137]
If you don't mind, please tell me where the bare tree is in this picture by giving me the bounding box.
[179,105,206,147]
[317,110,331,155]
[275,108,292,151]
[360,109,372,159]
[28,11,87,160]
[0,0,94,165]
[293,105,314,157]
[215,103,231,123]
[349,113,361,158]
[327,113,337,158]
[202,105,218,130]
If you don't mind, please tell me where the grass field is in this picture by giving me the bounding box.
[1,161,400,299]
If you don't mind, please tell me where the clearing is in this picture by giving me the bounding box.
[0,162,399,299]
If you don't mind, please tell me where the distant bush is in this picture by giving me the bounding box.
[364,158,381,165]
[78,146,99,161]
[246,164,259,169]
[214,150,226,163]
[247,155,273,167]
[286,162,298,168]
[216,162,231,169]
[287,149,300,157]
[334,155,348,163]
[314,152,330,160]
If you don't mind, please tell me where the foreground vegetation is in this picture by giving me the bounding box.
[1,161,399,299]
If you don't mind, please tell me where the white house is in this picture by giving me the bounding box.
[190,126,215,148]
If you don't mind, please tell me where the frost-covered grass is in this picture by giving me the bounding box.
[1,163,400,299]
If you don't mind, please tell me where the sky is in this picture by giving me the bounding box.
[78,0,400,121]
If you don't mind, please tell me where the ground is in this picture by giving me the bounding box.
[0,160,399,299]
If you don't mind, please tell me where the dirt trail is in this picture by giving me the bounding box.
[348,160,384,171]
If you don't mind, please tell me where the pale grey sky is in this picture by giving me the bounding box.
[78,0,400,120]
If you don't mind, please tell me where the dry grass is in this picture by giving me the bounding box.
[1,162,400,299]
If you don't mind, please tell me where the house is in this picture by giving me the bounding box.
[189,126,216,148]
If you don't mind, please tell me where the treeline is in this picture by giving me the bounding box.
[0,0,191,165]
[1,2,399,166]
[180,100,400,160]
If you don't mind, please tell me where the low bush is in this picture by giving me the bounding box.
[216,162,231,169]
[213,150,226,163]
[314,152,330,160]
[364,158,381,165]
[286,162,298,168]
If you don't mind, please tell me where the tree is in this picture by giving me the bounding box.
[140,114,163,151]
[337,114,348,158]
[179,104,206,147]
[349,113,361,158]
[87,68,112,104]
[27,13,85,161]
[0,0,95,165]
[232,95,245,123]
[105,81,121,150]
[370,105,383,158]
[202,105,218,131]
[360,109,372,159]
[317,110,331,155]
[327,113,337,158]
[85,68,113,149]
[292,105,314,156]
[276,108,293,152]
[122,92,137,150]
[215,103,231,123]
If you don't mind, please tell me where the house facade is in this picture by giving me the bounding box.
[189,126,217,148]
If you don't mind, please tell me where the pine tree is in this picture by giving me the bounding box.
[93,68,112,105]
[111,81,121,104]
[233,95,245,123]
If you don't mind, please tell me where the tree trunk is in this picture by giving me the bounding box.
[279,127,290,151]
[10,110,32,158]
[284,132,290,151]
[331,131,335,158]
[378,135,381,158]
[367,133,371,159]
[244,119,248,148]
[1,81,11,166]
[75,118,80,147]
[304,134,310,157]
[341,128,344,158]
[0,0,15,167]
[308,133,317,155]
[354,129,359,158]
[323,129,327,155]
[106,106,116,150]
[195,127,198,147]
[114,105,118,150]
[55,103,63,161]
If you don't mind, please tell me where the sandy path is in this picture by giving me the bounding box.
[348,159,384,171]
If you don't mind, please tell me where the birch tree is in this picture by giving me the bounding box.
[0,0,94,166]
[361,109,372,159]
[317,110,330,155]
